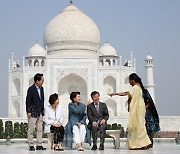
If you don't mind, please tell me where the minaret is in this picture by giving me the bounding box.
[145,54,155,102]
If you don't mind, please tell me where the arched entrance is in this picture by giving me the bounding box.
[12,78,20,96]
[12,101,20,117]
[105,99,117,116]
[58,73,87,116]
[103,76,116,94]
[29,77,34,86]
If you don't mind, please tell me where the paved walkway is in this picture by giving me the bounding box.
[0,142,180,154]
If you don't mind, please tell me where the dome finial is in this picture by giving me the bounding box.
[106,38,108,43]
[70,0,73,4]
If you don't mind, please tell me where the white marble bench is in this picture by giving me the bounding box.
[47,130,121,149]
[106,130,120,149]
[47,133,54,149]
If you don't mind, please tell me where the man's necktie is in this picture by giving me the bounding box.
[95,104,99,112]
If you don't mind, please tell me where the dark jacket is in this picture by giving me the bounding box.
[87,102,109,128]
[25,84,44,118]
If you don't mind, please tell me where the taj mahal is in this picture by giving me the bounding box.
[7,2,180,131]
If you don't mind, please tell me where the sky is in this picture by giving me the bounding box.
[0,0,180,117]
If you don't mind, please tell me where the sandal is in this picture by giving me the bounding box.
[58,145,64,151]
[54,147,61,151]
[78,148,84,151]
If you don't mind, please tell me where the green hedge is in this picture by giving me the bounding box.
[2,121,127,139]
[5,121,13,139]
[1,120,48,139]
[20,122,28,138]
[14,122,20,138]
[107,123,126,138]
[0,119,4,139]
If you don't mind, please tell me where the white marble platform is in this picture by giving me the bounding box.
[0,142,180,154]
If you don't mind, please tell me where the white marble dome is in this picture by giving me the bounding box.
[99,43,117,56]
[44,3,100,54]
[27,43,46,57]
[146,54,153,60]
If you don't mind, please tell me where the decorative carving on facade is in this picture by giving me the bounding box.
[57,68,88,81]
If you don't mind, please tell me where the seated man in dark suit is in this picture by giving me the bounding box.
[87,91,109,150]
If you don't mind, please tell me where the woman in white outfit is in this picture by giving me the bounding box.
[44,93,64,151]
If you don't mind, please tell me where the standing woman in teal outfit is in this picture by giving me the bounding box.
[143,88,160,148]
